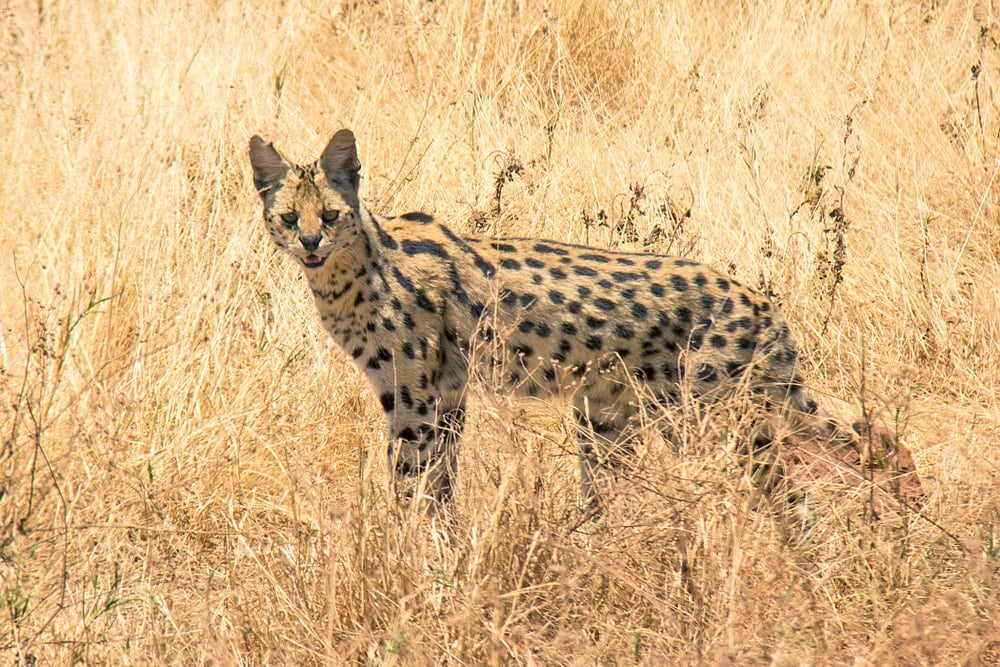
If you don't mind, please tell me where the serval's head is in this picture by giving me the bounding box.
[248,130,362,270]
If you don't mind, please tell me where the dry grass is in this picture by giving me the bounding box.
[2,0,1000,663]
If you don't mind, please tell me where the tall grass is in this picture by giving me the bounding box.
[2,0,999,663]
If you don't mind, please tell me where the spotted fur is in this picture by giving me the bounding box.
[249,130,848,507]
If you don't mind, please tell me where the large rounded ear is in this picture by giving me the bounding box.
[249,135,290,198]
[320,129,362,193]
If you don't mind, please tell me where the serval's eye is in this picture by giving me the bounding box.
[280,212,299,227]
[320,210,340,225]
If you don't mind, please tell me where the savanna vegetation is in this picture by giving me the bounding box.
[2,1,999,663]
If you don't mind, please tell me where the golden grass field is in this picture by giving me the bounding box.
[2,0,1000,663]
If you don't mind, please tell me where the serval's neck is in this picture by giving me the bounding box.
[303,207,384,321]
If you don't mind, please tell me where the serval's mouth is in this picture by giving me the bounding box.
[302,253,328,268]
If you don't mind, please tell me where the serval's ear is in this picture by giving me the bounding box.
[320,129,362,193]
[248,135,290,199]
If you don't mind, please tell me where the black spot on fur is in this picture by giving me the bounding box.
[613,324,634,339]
[415,291,436,312]
[391,267,416,293]
[400,386,413,409]
[726,317,753,332]
[398,211,433,222]
[402,239,449,258]
[437,225,496,277]
[594,298,616,312]
[446,265,470,306]
[635,366,656,380]
[372,219,399,249]
[534,243,569,255]
[696,364,718,384]
[725,361,746,376]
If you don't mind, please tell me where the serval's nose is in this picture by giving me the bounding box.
[301,235,321,252]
